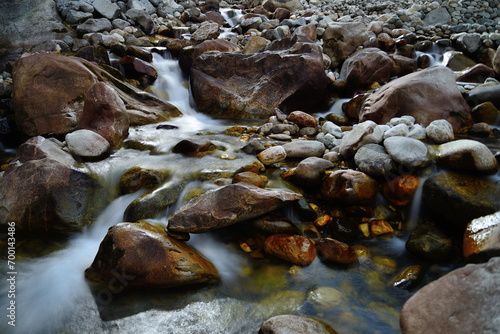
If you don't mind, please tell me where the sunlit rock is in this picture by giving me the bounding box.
[463,211,500,262]
[381,175,419,207]
[436,139,498,175]
[264,234,316,266]
[85,221,219,288]
[167,183,302,233]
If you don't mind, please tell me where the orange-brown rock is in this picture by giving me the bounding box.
[85,221,219,288]
[264,234,316,266]
[287,110,318,127]
[316,238,358,264]
[232,171,266,187]
[369,219,394,238]
[463,211,500,262]
[381,175,419,206]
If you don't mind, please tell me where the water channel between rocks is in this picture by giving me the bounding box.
[0,52,481,334]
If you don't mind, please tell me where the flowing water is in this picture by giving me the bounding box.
[0,52,469,334]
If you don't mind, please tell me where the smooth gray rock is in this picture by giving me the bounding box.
[339,121,384,158]
[77,18,113,34]
[436,139,498,175]
[291,156,334,186]
[354,143,396,177]
[423,7,451,26]
[93,0,121,20]
[426,119,454,143]
[65,129,110,159]
[383,136,429,169]
[257,145,287,165]
[282,140,325,158]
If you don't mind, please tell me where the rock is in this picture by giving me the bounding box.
[359,66,472,132]
[251,214,300,235]
[400,257,500,334]
[316,238,358,265]
[381,175,419,206]
[0,0,71,50]
[494,46,500,75]
[119,167,170,195]
[423,7,451,26]
[0,136,107,234]
[85,221,219,288]
[65,129,110,160]
[77,18,113,35]
[339,48,394,92]
[243,36,271,54]
[454,33,482,54]
[282,140,325,158]
[190,39,329,119]
[66,10,93,24]
[330,217,366,241]
[259,314,336,334]
[391,265,423,290]
[287,110,318,128]
[466,84,500,110]
[232,171,266,188]
[370,219,394,238]
[77,82,129,149]
[264,234,316,266]
[456,64,496,83]
[74,45,111,65]
[321,169,378,206]
[125,8,154,34]
[191,21,220,42]
[383,123,409,139]
[120,56,158,87]
[422,171,500,232]
[425,119,454,144]
[179,39,242,73]
[290,157,333,187]
[468,122,491,137]
[323,21,372,67]
[92,0,121,20]
[406,223,454,261]
[307,286,345,312]
[167,183,302,233]
[172,138,218,157]
[262,0,303,12]
[383,136,429,169]
[339,121,384,158]
[443,51,476,71]
[463,211,500,262]
[354,143,396,178]
[124,180,188,222]
[257,146,287,165]
[436,139,498,175]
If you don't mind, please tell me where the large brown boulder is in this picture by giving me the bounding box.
[12,53,181,137]
[0,136,108,233]
[189,39,329,119]
[179,39,242,73]
[167,183,302,233]
[77,82,129,149]
[359,66,472,131]
[85,221,219,288]
[400,257,500,334]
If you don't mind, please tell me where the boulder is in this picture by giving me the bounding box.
[359,66,472,131]
[463,211,500,262]
[339,48,394,92]
[85,221,219,288]
[172,138,218,157]
[125,8,154,34]
[466,84,500,110]
[383,137,429,169]
[456,63,496,83]
[264,234,316,266]
[422,171,500,232]
[119,56,158,87]
[191,21,220,42]
[0,136,107,233]
[190,39,329,119]
[179,39,242,72]
[77,82,130,149]
[259,314,336,334]
[436,139,498,175]
[323,21,372,67]
[321,169,378,206]
[262,0,303,12]
[167,183,302,233]
[119,167,170,195]
[92,0,121,20]
[400,257,500,334]
[77,18,113,35]
[65,129,110,160]
[287,110,318,128]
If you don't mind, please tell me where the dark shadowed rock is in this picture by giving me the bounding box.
[400,257,500,334]
[119,167,171,195]
[167,183,302,233]
[85,221,219,288]
[190,39,329,119]
[359,66,472,131]
[316,238,358,265]
[406,223,454,261]
[0,136,108,234]
[422,171,500,232]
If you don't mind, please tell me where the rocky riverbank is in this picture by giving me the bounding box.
[1,0,500,333]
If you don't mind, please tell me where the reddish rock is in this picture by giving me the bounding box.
[232,171,266,187]
[85,221,219,288]
[287,110,318,127]
[321,169,378,206]
[381,175,419,206]
[359,66,472,131]
[316,238,358,264]
[264,234,316,266]
[120,56,158,86]
[179,39,242,73]
[77,82,130,149]
[463,211,500,262]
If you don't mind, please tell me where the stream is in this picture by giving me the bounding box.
[0,51,467,334]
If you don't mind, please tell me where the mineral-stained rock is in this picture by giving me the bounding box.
[321,169,378,206]
[400,257,500,334]
[463,211,500,262]
[264,234,316,266]
[85,221,219,288]
[0,136,108,233]
[381,175,419,206]
[422,171,500,232]
[436,139,499,175]
[316,238,358,265]
[119,167,171,195]
[359,66,472,131]
[167,183,302,233]
[190,39,329,119]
